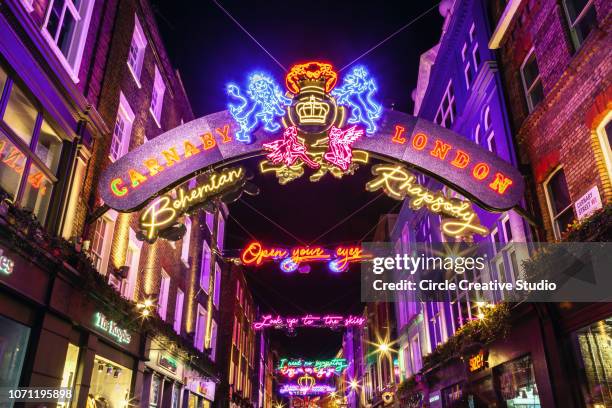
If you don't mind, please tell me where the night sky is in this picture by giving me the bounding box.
[151,0,442,358]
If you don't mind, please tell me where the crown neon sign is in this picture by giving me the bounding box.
[240,241,372,272]
[253,314,366,331]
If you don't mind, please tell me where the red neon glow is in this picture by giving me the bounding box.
[324,125,364,171]
[241,242,288,265]
[291,247,330,263]
[263,126,319,169]
[334,246,372,271]
[391,125,407,144]
[285,61,338,94]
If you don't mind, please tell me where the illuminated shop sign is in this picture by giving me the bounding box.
[279,374,337,396]
[158,354,178,374]
[0,249,14,275]
[366,164,488,237]
[240,241,371,272]
[277,358,348,378]
[468,349,488,373]
[138,166,246,241]
[93,312,131,345]
[99,61,524,213]
[253,314,366,330]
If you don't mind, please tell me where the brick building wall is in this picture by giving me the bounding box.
[494,0,612,240]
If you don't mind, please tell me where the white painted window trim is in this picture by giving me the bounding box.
[464,62,471,89]
[90,209,117,275]
[472,43,480,71]
[520,48,543,112]
[435,80,455,128]
[194,304,207,352]
[173,289,184,334]
[543,167,574,239]
[200,240,211,293]
[501,214,512,243]
[124,227,143,301]
[469,22,476,43]
[595,110,612,181]
[41,0,96,83]
[487,131,496,153]
[149,66,165,128]
[158,268,170,320]
[181,216,192,266]
[127,15,146,88]
[109,92,135,161]
[213,263,221,308]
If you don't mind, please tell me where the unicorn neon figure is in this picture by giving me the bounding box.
[332,66,382,135]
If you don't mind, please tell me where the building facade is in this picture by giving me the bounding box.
[0,0,230,407]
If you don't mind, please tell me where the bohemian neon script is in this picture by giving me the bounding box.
[240,241,372,272]
[366,164,489,237]
[139,167,245,241]
[253,314,366,330]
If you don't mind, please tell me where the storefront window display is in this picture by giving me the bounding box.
[150,374,161,407]
[88,356,132,408]
[0,315,30,408]
[495,355,541,408]
[58,343,80,407]
[171,384,180,408]
[571,317,612,408]
[442,382,465,407]
[468,375,497,408]
[0,64,64,223]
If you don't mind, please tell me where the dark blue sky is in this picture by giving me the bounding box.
[151,0,443,116]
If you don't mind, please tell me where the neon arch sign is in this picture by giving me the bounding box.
[98,62,524,216]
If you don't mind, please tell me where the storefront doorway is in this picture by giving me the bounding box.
[87,356,133,408]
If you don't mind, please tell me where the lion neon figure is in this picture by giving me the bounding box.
[227,72,292,143]
[331,66,382,135]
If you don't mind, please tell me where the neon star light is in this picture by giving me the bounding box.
[253,314,366,330]
[365,164,489,237]
[240,241,372,272]
[139,167,245,241]
[227,72,292,143]
[332,66,382,135]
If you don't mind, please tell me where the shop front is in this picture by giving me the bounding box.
[143,337,186,408]
[184,366,217,408]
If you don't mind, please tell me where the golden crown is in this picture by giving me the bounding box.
[295,95,330,124]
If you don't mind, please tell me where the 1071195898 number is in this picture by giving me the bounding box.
[2,387,73,402]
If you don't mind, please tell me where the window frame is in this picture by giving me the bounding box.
[520,49,544,113]
[127,16,147,87]
[561,0,597,50]
[149,66,165,127]
[595,110,612,182]
[109,92,135,162]
[435,81,456,128]
[158,268,170,320]
[41,0,96,82]
[543,167,575,239]
[181,216,192,265]
[199,240,212,293]
[173,289,184,334]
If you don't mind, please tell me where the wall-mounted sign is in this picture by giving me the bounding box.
[366,164,488,237]
[575,185,602,220]
[253,314,366,330]
[240,241,371,272]
[158,354,178,374]
[139,166,246,242]
[468,349,488,373]
[99,62,524,213]
[94,312,131,344]
[0,249,14,275]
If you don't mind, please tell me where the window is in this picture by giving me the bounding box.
[469,23,476,42]
[158,269,170,320]
[410,335,422,373]
[571,318,612,408]
[520,50,544,112]
[464,62,472,89]
[127,16,146,85]
[109,93,134,161]
[0,69,64,224]
[200,241,212,292]
[484,106,491,131]
[474,124,481,145]
[562,0,597,49]
[495,355,540,406]
[502,216,513,243]
[205,211,214,232]
[213,263,221,308]
[120,228,142,300]
[58,343,79,408]
[173,289,184,334]
[461,43,468,61]
[42,0,95,81]
[217,214,225,251]
[194,304,207,352]
[210,320,218,361]
[150,66,165,127]
[596,112,612,181]
[90,356,132,408]
[181,216,192,265]
[472,43,481,70]
[545,168,575,238]
[435,81,456,128]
